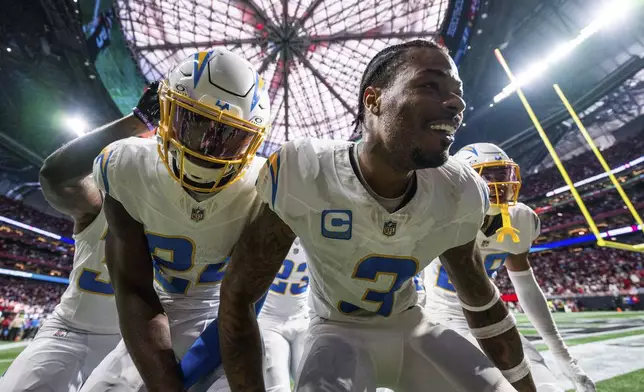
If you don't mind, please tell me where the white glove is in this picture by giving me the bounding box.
[554,356,596,392]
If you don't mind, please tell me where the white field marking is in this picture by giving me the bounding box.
[0,342,29,351]
[539,333,644,391]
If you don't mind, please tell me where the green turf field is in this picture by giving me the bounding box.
[591,368,644,392]
[0,345,25,375]
[1,311,643,390]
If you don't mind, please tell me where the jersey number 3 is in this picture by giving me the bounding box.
[338,255,418,317]
[77,230,114,296]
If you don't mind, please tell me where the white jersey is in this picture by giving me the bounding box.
[92,137,264,311]
[260,238,309,319]
[255,138,489,322]
[53,209,119,334]
[425,202,541,311]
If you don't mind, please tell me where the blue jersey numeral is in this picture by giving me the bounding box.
[435,252,509,292]
[413,272,424,292]
[270,259,309,295]
[338,255,418,317]
[77,265,115,295]
[77,229,114,295]
[146,233,228,294]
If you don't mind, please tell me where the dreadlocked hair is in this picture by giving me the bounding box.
[352,39,448,133]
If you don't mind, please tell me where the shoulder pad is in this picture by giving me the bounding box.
[92,137,156,221]
[256,137,345,219]
[513,203,541,243]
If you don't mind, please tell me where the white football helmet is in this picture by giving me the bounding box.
[157,49,270,193]
[454,143,521,212]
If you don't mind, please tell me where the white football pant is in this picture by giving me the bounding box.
[0,314,121,392]
[429,307,562,392]
[79,307,229,392]
[259,314,309,392]
[295,306,514,392]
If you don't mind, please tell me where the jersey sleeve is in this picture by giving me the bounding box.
[92,139,142,222]
[255,138,312,221]
[529,209,541,242]
[521,206,541,246]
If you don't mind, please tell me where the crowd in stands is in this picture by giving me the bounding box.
[0,276,61,341]
[520,136,644,200]
[0,230,73,275]
[494,246,644,297]
[0,134,643,318]
[0,196,73,236]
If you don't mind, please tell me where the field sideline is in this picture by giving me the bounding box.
[2,311,644,391]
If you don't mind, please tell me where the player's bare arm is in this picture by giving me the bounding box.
[440,240,537,392]
[219,202,296,392]
[40,80,159,233]
[505,252,531,271]
[39,114,147,233]
[103,194,185,392]
[506,252,596,391]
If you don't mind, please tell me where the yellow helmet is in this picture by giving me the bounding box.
[454,143,522,243]
[454,143,521,208]
[157,50,270,193]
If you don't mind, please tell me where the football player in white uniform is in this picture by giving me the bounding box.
[259,238,309,392]
[425,143,596,392]
[79,50,270,392]
[0,88,154,391]
[219,40,536,392]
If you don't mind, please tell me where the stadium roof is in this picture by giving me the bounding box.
[0,1,121,181]
[454,0,644,171]
[117,0,450,154]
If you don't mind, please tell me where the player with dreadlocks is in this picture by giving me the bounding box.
[218,39,536,391]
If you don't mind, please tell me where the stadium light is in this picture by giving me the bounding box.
[493,0,637,104]
[63,115,88,137]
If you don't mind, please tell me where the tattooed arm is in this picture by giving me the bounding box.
[219,203,296,392]
[104,195,185,392]
[440,240,536,392]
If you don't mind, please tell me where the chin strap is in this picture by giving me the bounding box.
[495,204,520,243]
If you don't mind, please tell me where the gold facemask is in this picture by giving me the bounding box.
[473,160,522,243]
[157,81,268,193]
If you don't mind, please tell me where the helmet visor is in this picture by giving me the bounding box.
[476,162,521,205]
[479,165,518,183]
[171,103,256,161]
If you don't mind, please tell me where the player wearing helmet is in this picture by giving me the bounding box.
[79,49,270,392]
[0,86,153,392]
[218,40,535,392]
[425,143,596,392]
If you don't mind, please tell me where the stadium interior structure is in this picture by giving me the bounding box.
[1,0,644,390]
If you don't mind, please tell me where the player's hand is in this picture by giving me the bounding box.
[556,357,596,392]
[133,80,161,131]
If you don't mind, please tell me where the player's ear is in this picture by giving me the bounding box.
[363,87,381,116]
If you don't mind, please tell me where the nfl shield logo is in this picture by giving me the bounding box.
[191,207,205,222]
[383,221,397,236]
[481,240,490,248]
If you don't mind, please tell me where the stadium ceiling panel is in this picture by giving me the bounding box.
[117,0,449,153]
[454,0,644,171]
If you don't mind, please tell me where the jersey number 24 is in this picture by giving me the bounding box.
[146,233,228,294]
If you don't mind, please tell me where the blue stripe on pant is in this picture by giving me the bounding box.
[180,294,268,389]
